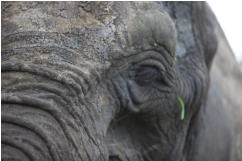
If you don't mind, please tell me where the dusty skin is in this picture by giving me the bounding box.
[2,2,242,161]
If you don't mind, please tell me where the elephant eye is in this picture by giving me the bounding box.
[134,66,159,85]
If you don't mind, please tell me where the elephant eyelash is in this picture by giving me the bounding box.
[132,65,163,86]
[135,66,158,78]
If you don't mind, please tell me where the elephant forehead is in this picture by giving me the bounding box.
[2,2,177,64]
[2,2,103,33]
[124,10,177,58]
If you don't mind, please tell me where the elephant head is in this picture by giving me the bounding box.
[3,2,240,161]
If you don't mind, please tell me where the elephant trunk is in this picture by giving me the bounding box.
[1,32,114,161]
[1,61,111,161]
[1,2,118,160]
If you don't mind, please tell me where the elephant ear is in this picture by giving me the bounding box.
[191,2,218,70]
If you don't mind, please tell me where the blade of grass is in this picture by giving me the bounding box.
[177,96,185,120]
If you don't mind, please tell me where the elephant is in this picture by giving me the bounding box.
[2,1,242,161]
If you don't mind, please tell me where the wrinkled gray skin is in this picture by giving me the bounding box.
[2,2,242,161]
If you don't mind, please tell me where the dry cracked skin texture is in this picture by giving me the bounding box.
[2,2,242,161]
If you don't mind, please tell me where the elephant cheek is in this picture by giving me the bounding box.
[94,85,120,136]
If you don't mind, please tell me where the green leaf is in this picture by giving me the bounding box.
[177,96,185,120]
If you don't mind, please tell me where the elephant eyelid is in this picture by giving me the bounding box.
[136,58,166,73]
[132,65,166,86]
[135,66,158,79]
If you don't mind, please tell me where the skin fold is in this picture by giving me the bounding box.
[2,2,242,161]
